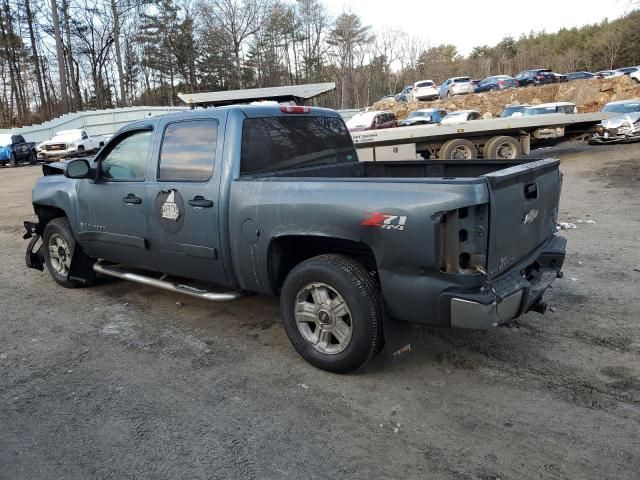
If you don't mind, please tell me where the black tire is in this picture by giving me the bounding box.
[43,217,95,288]
[280,254,383,373]
[484,135,522,160]
[9,153,17,167]
[439,138,478,160]
[29,150,37,165]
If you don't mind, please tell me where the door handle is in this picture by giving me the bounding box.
[123,193,142,204]
[188,195,213,208]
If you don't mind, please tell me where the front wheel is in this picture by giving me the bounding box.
[43,217,95,288]
[29,151,37,165]
[9,153,17,167]
[280,254,383,373]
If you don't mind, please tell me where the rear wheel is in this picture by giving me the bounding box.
[484,136,522,160]
[280,254,383,373]
[43,217,95,288]
[439,139,478,160]
[29,150,37,165]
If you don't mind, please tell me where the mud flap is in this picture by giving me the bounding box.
[382,309,413,362]
[68,243,95,284]
[24,221,44,271]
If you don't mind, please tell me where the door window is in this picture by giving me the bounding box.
[99,130,151,181]
[81,131,89,140]
[158,120,218,182]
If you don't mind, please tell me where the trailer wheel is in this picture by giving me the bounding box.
[484,136,522,160]
[439,139,478,160]
[280,254,383,373]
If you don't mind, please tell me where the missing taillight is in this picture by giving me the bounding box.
[439,204,489,274]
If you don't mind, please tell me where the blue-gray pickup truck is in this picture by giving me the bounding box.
[24,105,566,372]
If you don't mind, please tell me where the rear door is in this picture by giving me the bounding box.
[146,113,228,285]
[483,159,562,278]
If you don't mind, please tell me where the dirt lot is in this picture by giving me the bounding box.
[1,143,639,480]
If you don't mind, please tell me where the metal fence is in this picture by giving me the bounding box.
[1,106,361,143]
[0,106,189,143]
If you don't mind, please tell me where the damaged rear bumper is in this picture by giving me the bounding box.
[445,235,566,329]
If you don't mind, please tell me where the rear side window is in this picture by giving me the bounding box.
[240,116,357,175]
[159,119,218,181]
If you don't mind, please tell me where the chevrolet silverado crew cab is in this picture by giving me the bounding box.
[24,105,566,373]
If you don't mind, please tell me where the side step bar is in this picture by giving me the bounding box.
[93,262,244,302]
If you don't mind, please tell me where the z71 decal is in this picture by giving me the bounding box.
[361,212,407,231]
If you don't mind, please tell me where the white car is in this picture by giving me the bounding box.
[439,110,482,125]
[38,129,105,162]
[631,70,640,83]
[523,102,577,116]
[412,80,439,101]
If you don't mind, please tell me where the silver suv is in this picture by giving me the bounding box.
[439,77,474,99]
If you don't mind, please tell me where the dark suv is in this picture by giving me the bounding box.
[514,69,557,87]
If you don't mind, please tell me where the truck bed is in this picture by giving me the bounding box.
[241,159,525,180]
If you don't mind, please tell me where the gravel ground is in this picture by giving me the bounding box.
[1,143,639,480]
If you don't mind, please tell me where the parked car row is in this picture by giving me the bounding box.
[346,100,582,132]
[385,65,640,105]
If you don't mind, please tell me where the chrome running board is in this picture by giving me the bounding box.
[93,262,244,302]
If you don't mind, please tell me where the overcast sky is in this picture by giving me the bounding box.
[323,0,635,55]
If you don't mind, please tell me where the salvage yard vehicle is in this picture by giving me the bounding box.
[0,134,37,167]
[412,80,439,101]
[500,104,530,117]
[398,108,447,126]
[523,102,577,116]
[589,100,640,144]
[439,110,482,125]
[24,105,566,373]
[346,110,398,132]
[514,69,557,87]
[439,77,474,99]
[38,129,105,162]
[474,75,517,92]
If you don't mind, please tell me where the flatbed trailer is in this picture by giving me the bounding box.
[350,112,616,161]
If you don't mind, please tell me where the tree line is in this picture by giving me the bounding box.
[1,0,638,127]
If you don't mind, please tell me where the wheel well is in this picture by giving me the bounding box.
[268,236,378,293]
[33,205,66,231]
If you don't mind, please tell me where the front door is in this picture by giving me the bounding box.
[146,115,228,286]
[76,128,156,270]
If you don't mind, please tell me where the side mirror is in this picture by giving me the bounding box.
[64,158,92,179]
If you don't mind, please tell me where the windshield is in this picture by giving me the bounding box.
[524,107,556,116]
[240,116,357,175]
[502,106,525,116]
[346,112,378,129]
[602,102,640,114]
[0,134,11,145]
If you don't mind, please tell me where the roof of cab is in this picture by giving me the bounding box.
[117,105,342,133]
